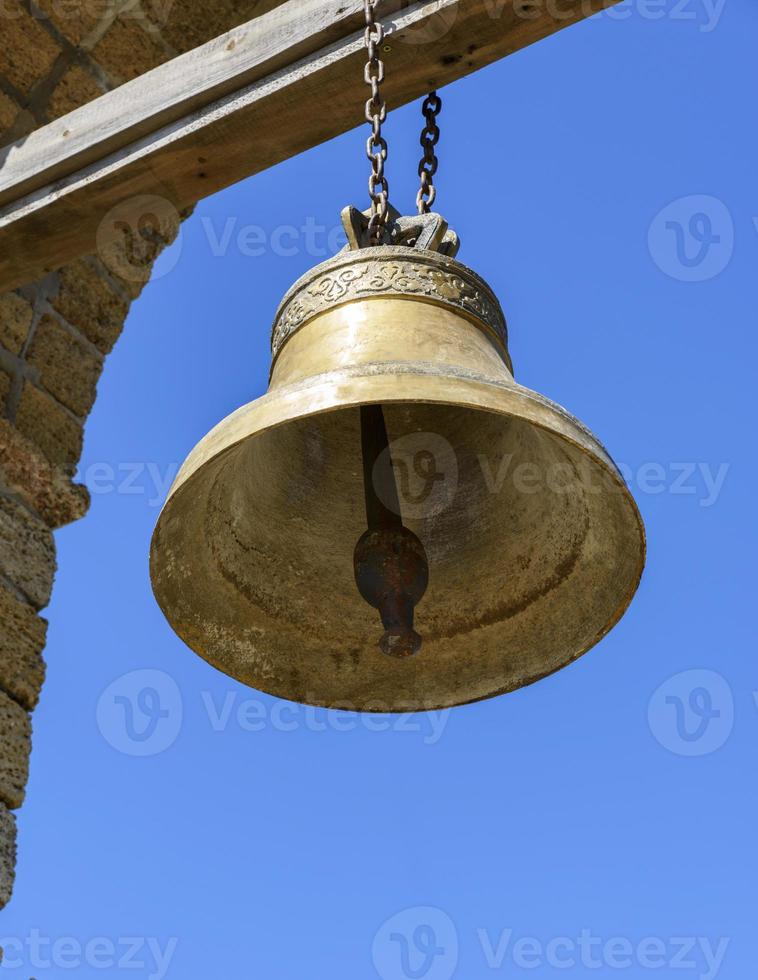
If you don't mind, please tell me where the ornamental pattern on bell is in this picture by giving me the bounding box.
[272,256,506,356]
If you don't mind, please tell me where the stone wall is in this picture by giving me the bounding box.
[0,0,281,908]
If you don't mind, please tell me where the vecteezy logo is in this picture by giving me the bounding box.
[372,907,458,980]
[97,669,183,756]
[374,433,458,520]
[648,195,733,282]
[648,669,733,757]
[96,194,182,284]
[395,0,459,45]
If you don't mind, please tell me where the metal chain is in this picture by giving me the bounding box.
[417,91,442,214]
[364,0,389,244]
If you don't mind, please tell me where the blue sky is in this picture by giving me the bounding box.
[2,1,757,976]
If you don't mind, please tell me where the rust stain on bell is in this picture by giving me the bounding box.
[150,209,646,712]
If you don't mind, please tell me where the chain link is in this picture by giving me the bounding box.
[417,92,442,215]
[363,3,443,233]
[364,0,389,244]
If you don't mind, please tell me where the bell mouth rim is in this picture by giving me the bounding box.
[151,368,646,712]
[158,365,643,522]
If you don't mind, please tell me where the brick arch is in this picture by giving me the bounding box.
[0,0,286,908]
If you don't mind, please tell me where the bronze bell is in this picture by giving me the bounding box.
[150,208,645,711]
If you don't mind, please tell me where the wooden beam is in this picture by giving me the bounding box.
[0,0,617,293]
[0,0,368,209]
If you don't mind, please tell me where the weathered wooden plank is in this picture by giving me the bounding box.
[0,0,378,209]
[0,0,617,293]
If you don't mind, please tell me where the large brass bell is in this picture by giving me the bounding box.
[150,209,645,711]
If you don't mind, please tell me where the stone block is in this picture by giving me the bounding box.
[0,585,46,712]
[0,804,16,909]
[26,314,102,417]
[92,12,168,83]
[16,382,83,474]
[35,0,113,47]
[0,292,34,356]
[50,259,129,355]
[0,690,30,810]
[48,64,105,119]
[0,90,20,134]
[0,369,11,411]
[0,494,56,609]
[0,418,89,528]
[0,3,61,95]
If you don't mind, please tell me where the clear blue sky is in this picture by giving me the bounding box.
[3,2,757,976]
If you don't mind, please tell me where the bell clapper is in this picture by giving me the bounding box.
[354,405,429,659]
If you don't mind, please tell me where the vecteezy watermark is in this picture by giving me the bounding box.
[389,0,727,39]
[97,672,450,755]
[374,433,459,520]
[618,461,729,509]
[80,454,730,512]
[82,460,180,508]
[97,669,184,757]
[373,433,731,518]
[96,205,349,280]
[0,930,178,979]
[393,0,460,45]
[597,0,727,32]
[201,691,449,745]
[476,927,729,978]
[479,457,730,509]
[200,215,348,259]
[372,910,729,979]
[372,907,459,980]
[648,669,734,756]
[0,0,178,29]
[410,0,726,33]
[648,195,734,282]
